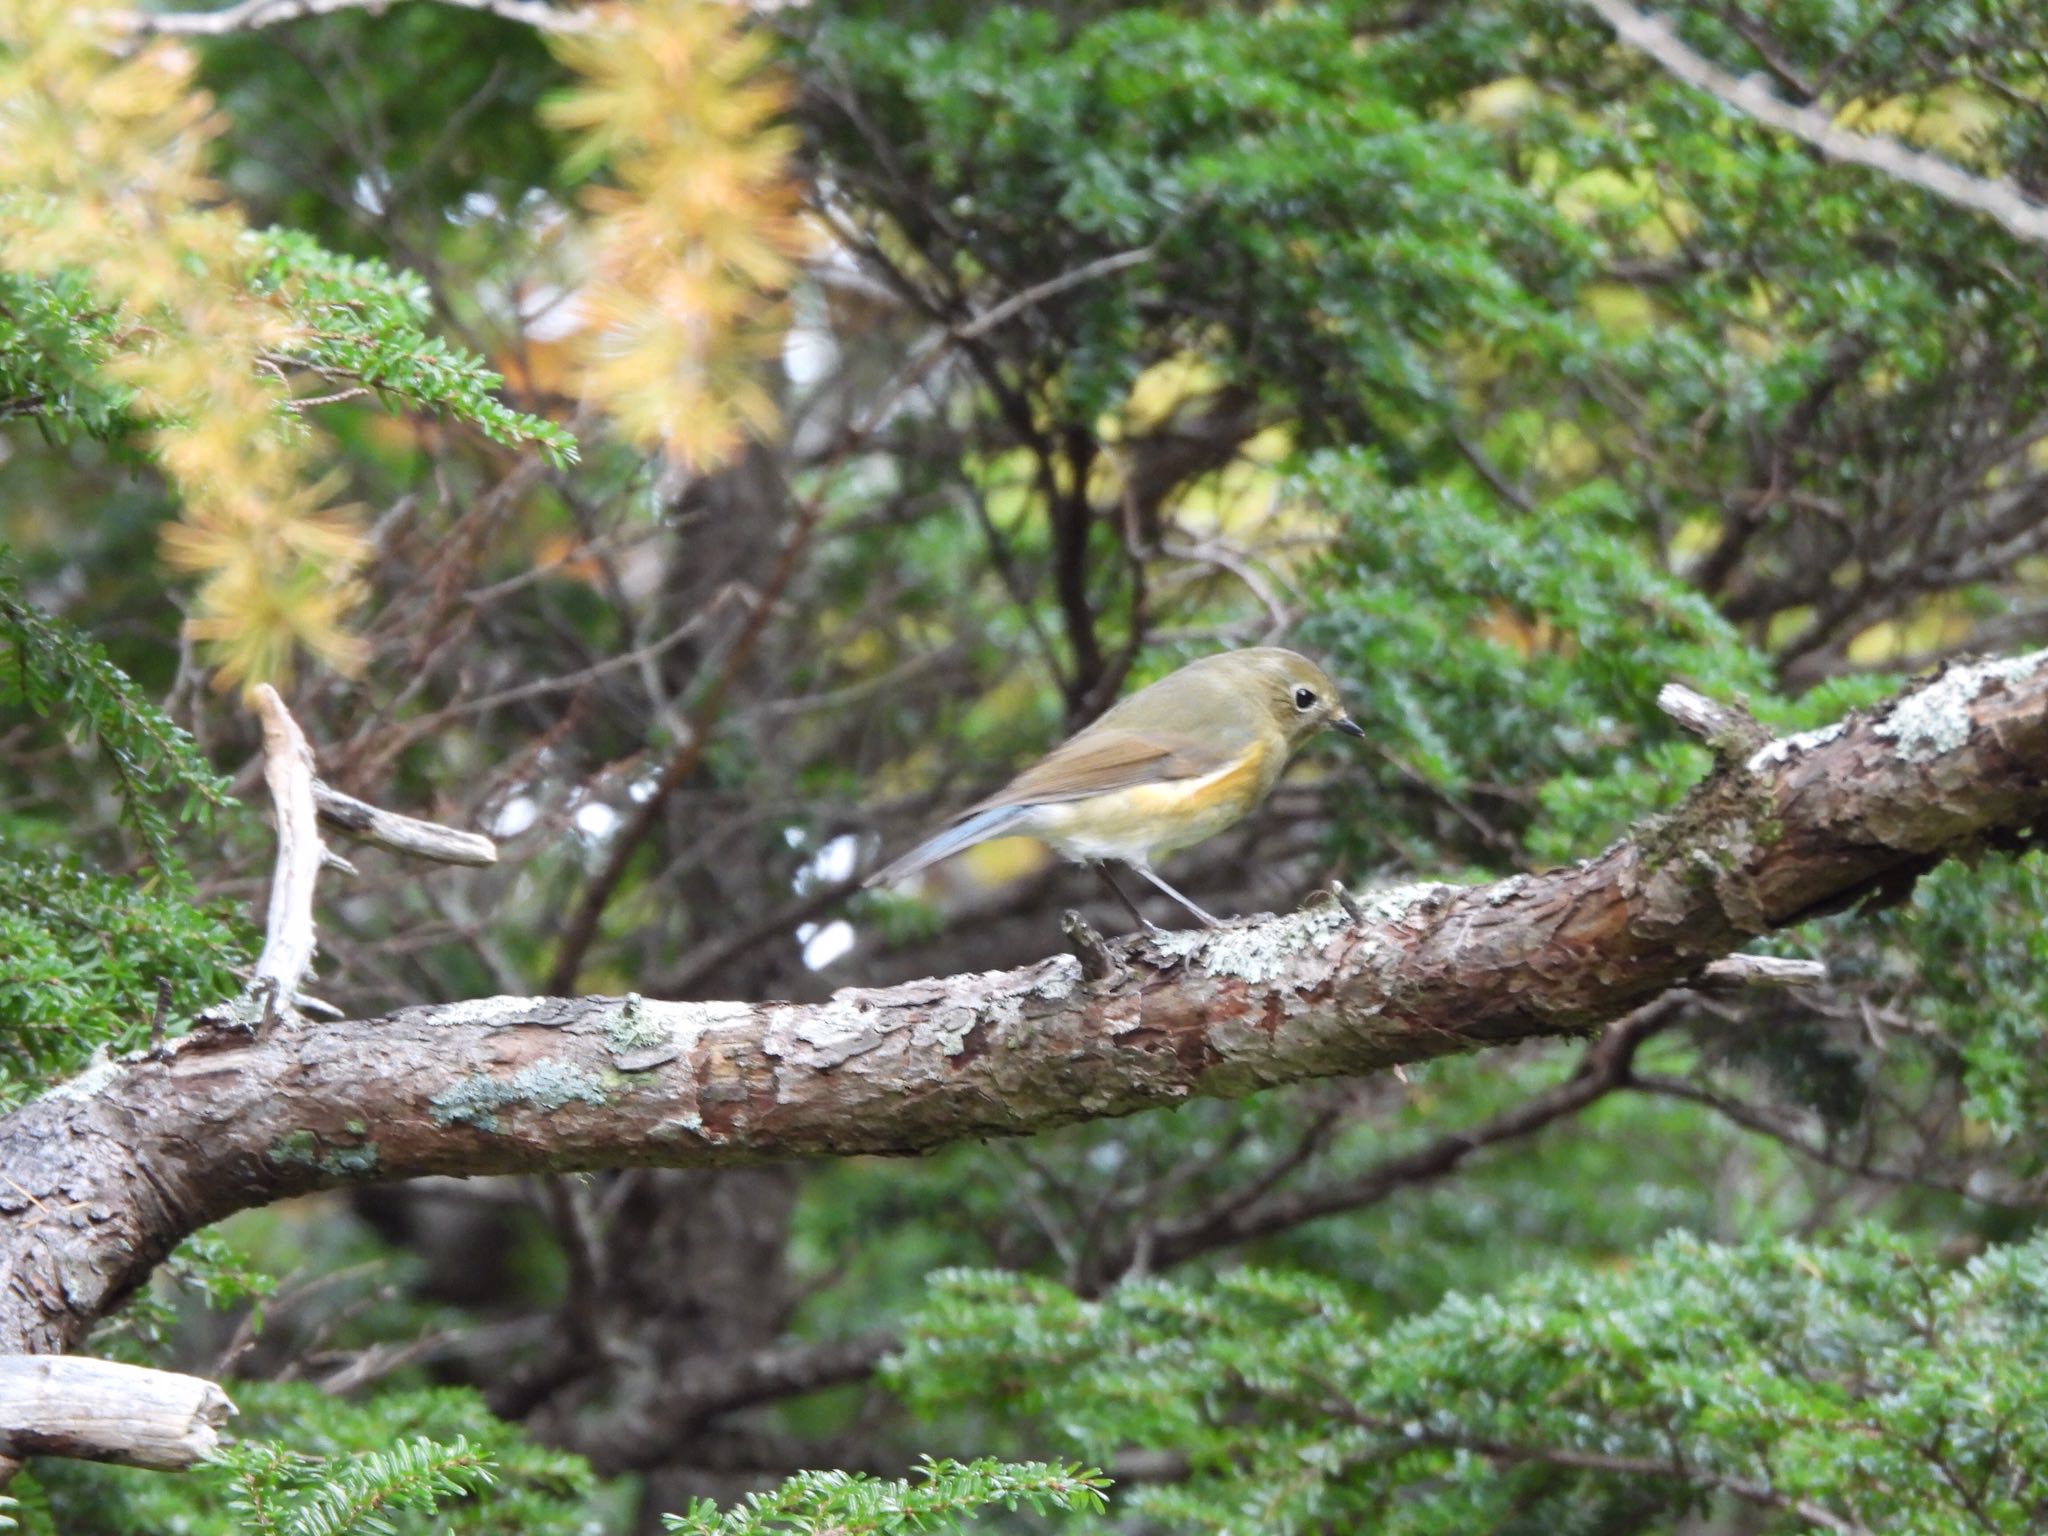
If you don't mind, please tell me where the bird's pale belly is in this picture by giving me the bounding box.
[1022,750,1275,863]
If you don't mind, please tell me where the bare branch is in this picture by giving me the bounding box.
[313,782,498,867]
[1697,954,1828,990]
[247,688,499,1029]
[250,683,325,1005]
[111,0,597,40]
[1571,0,2048,248]
[1656,681,1772,767]
[948,246,1157,344]
[1656,682,1744,742]
[0,1357,233,1472]
[1061,909,1124,984]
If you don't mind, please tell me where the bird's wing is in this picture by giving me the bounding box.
[969,728,1242,812]
[865,728,1247,888]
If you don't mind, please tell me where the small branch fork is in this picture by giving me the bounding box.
[0,690,499,1483]
[312,782,497,867]
[242,684,499,1023]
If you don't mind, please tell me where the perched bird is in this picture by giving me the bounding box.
[866,647,1364,929]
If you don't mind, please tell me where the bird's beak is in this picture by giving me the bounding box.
[1332,714,1366,739]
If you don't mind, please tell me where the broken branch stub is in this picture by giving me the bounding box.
[250,683,324,1005]
[242,688,500,1025]
[0,1356,233,1471]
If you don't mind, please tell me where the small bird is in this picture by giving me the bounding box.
[866,647,1365,929]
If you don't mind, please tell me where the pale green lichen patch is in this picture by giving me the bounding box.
[45,1048,119,1103]
[429,1059,611,1131]
[1349,880,1456,923]
[608,993,664,1052]
[267,1129,319,1167]
[605,993,682,1071]
[1153,904,1348,984]
[1875,652,2045,762]
[267,1129,380,1178]
[609,998,755,1071]
[1152,883,1451,984]
[321,1142,380,1176]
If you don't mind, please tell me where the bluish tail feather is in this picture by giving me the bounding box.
[867,804,1034,887]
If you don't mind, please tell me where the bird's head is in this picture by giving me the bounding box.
[1226,648,1366,749]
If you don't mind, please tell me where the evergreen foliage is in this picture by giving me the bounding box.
[249,232,577,468]
[17,1385,593,1535]
[0,554,246,1102]
[0,237,574,469]
[896,1231,2048,1532]
[661,1458,1109,1535]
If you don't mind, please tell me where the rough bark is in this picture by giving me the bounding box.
[4,650,2047,1357]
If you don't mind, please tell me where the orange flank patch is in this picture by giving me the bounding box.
[1029,743,1279,863]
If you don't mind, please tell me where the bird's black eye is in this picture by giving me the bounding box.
[1293,686,1318,712]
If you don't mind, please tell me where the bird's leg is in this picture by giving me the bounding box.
[1129,861,1222,930]
[1094,862,1159,934]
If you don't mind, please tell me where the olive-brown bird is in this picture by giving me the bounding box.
[866,647,1364,928]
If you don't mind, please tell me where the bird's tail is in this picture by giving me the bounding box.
[865,804,1034,888]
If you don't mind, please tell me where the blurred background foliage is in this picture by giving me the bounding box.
[5,0,2048,1530]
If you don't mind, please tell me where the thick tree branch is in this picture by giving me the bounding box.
[4,650,2048,1363]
